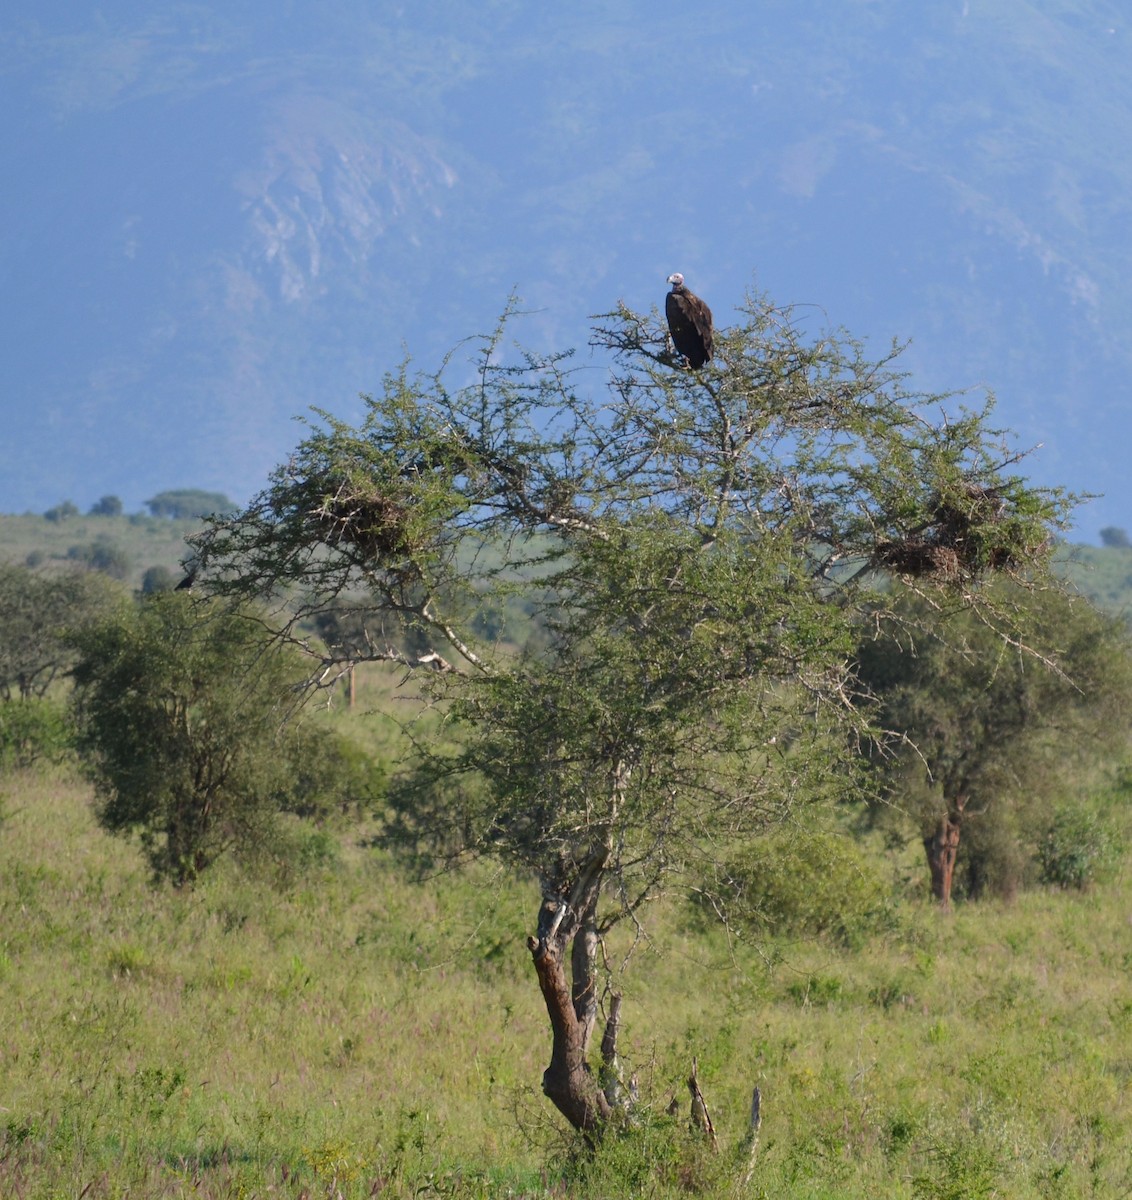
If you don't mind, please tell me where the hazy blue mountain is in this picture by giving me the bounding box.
[3,1,1130,539]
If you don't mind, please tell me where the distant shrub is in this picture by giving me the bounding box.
[277,725,387,821]
[0,698,71,770]
[140,565,175,594]
[1099,525,1131,549]
[956,809,1031,902]
[89,495,123,517]
[44,500,78,523]
[716,826,893,946]
[145,489,235,519]
[1038,805,1121,890]
[67,539,131,580]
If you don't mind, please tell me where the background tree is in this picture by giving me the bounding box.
[43,500,78,523]
[145,488,235,519]
[67,537,131,580]
[89,494,123,517]
[192,294,1066,1139]
[855,584,1132,908]
[0,564,122,701]
[70,592,332,884]
[140,564,176,594]
[1099,525,1131,549]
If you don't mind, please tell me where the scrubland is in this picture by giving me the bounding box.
[1,767,1130,1198]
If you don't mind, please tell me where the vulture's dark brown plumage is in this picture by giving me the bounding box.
[665,272,713,368]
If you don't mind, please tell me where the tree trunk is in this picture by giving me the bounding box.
[571,910,599,1056]
[527,850,620,1138]
[528,925,612,1137]
[923,794,967,911]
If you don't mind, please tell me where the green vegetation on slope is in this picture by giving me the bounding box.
[0,512,201,593]
[0,509,1129,618]
[2,769,1131,1198]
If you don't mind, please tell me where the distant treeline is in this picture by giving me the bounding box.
[43,488,236,523]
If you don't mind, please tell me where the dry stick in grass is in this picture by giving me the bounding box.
[740,1086,762,1188]
[687,1057,718,1150]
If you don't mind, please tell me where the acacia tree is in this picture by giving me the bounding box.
[70,593,317,883]
[854,584,1132,908]
[0,564,121,700]
[192,293,1066,1137]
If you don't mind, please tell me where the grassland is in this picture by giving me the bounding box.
[2,511,1131,1195]
[2,762,1131,1199]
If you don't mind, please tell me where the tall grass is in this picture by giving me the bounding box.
[2,769,1131,1197]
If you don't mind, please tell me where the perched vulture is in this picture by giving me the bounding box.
[665,272,713,368]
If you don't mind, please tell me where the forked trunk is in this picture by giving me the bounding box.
[528,921,613,1136]
[527,848,625,1138]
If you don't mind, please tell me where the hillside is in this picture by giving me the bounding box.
[3,1,1132,538]
[3,508,1132,619]
[1056,542,1132,617]
[0,511,200,592]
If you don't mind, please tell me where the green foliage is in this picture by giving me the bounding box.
[190,295,1069,1137]
[1038,803,1122,890]
[89,495,123,517]
[43,500,78,523]
[0,563,125,700]
[145,488,235,519]
[718,825,894,946]
[66,535,131,579]
[69,593,320,883]
[197,297,1067,915]
[0,697,71,770]
[856,583,1132,900]
[140,564,175,594]
[910,1128,1002,1200]
[556,1111,732,1198]
[276,722,387,821]
[959,805,1033,901]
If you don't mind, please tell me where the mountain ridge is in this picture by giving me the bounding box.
[3,1,1130,538]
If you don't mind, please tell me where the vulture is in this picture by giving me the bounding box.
[665,272,713,368]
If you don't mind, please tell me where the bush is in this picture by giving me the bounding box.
[145,489,235,519]
[67,540,131,580]
[717,826,893,946]
[276,724,387,821]
[1038,805,1121,890]
[44,500,78,523]
[70,595,321,884]
[0,698,71,770]
[957,807,1031,901]
[140,565,175,594]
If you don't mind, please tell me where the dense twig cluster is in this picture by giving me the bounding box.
[314,479,415,560]
[874,483,1045,582]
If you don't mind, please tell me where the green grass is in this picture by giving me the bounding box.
[2,770,1132,1198]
